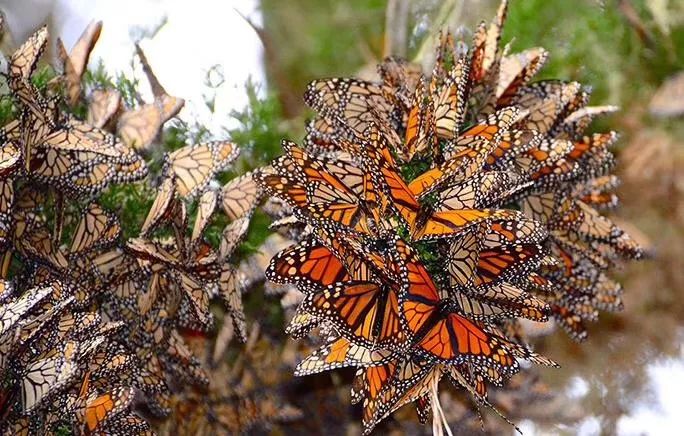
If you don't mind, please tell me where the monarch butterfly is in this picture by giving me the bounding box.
[575,175,619,210]
[118,356,168,410]
[430,31,458,87]
[0,284,53,338]
[415,394,432,425]
[258,149,378,235]
[78,387,135,432]
[566,132,618,174]
[413,207,521,242]
[453,282,550,322]
[446,221,542,287]
[433,171,527,211]
[115,44,185,150]
[360,125,420,232]
[164,330,209,386]
[20,342,79,413]
[550,304,587,342]
[7,27,64,170]
[0,132,21,178]
[374,363,444,431]
[84,248,140,287]
[69,203,121,255]
[304,116,340,152]
[553,199,613,239]
[13,88,59,171]
[13,220,69,270]
[56,20,103,107]
[265,140,308,183]
[117,97,183,150]
[44,119,118,156]
[0,296,75,372]
[125,238,181,268]
[495,47,549,107]
[399,78,433,161]
[485,129,542,171]
[354,354,436,434]
[304,78,396,137]
[89,414,153,435]
[191,190,218,244]
[474,0,507,82]
[280,233,403,346]
[26,311,114,360]
[349,359,396,407]
[26,122,148,197]
[584,274,624,312]
[396,240,518,371]
[266,238,350,292]
[378,56,423,110]
[221,172,261,221]
[552,227,610,269]
[409,106,520,198]
[517,92,573,136]
[514,80,579,116]
[125,237,215,324]
[285,306,321,339]
[514,139,576,187]
[295,336,396,376]
[217,263,247,343]
[87,88,122,129]
[467,0,507,115]
[135,42,172,101]
[88,348,135,380]
[301,279,407,350]
[179,274,211,326]
[431,56,470,140]
[0,179,14,246]
[140,177,177,237]
[560,105,619,139]
[218,216,250,261]
[8,26,48,82]
[477,243,544,286]
[164,141,239,198]
[524,189,641,261]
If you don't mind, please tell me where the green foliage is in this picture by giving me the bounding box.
[0,95,15,126]
[237,209,272,258]
[0,65,58,124]
[81,68,286,253]
[400,155,432,183]
[83,59,146,109]
[502,0,684,108]
[31,65,57,91]
[115,73,141,108]
[84,59,116,90]
[99,182,155,240]
[260,0,387,116]
[225,80,286,173]
[221,82,289,259]
[54,425,72,436]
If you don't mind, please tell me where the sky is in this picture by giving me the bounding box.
[2,1,684,435]
[2,0,264,133]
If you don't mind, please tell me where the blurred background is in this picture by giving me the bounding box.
[2,0,684,434]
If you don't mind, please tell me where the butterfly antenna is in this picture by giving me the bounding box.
[475,396,522,435]
[475,403,485,432]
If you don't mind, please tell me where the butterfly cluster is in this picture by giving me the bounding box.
[157,323,303,435]
[0,23,261,434]
[258,0,642,433]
